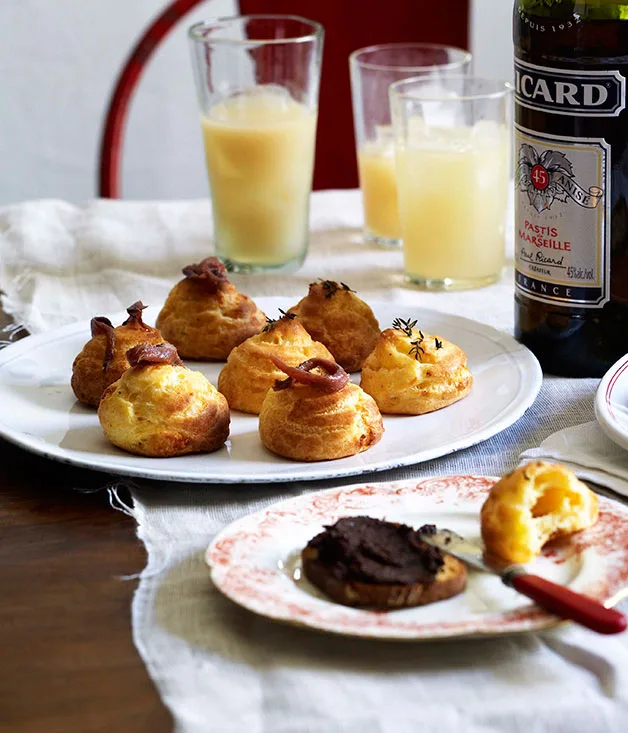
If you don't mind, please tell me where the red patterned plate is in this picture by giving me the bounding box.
[207,476,628,641]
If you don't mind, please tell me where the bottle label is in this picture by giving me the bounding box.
[514,55,618,308]
[515,124,610,307]
[515,58,626,117]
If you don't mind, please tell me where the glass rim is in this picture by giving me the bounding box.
[188,15,324,45]
[349,43,472,73]
[390,75,513,102]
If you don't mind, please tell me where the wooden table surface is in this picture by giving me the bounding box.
[0,311,172,732]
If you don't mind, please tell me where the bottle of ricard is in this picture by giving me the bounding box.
[514,0,628,376]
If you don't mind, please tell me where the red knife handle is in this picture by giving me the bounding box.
[508,573,627,635]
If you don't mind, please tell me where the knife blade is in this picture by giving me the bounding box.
[419,526,627,635]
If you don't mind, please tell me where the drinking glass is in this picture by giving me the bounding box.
[189,16,324,273]
[390,76,512,290]
[349,43,472,248]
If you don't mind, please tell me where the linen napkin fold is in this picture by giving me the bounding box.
[521,421,628,499]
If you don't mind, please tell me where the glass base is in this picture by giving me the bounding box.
[364,230,402,248]
[219,251,306,275]
[405,271,501,291]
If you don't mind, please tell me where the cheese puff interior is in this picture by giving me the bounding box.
[480,462,599,564]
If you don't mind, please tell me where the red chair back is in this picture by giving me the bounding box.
[240,0,470,190]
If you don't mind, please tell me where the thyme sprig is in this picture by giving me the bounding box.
[392,317,439,361]
[319,279,355,298]
[263,309,296,332]
[408,331,425,361]
[392,317,417,338]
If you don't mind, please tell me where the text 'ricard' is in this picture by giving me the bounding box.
[515,58,626,117]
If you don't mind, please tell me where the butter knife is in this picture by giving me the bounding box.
[419,527,627,635]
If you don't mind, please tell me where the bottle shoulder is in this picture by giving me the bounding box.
[515,3,628,64]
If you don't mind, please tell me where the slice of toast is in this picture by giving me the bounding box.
[302,546,467,609]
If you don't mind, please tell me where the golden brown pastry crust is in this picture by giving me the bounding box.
[481,462,599,564]
[259,380,384,461]
[217,316,333,414]
[71,304,163,407]
[156,260,266,360]
[360,325,472,415]
[288,281,380,372]
[98,362,229,457]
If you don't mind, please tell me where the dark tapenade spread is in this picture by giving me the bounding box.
[306,516,444,585]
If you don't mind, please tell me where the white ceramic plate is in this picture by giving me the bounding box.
[595,353,628,452]
[0,297,541,484]
[207,476,628,640]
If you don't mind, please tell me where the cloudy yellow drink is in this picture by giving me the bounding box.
[202,88,317,267]
[358,142,401,242]
[396,122,509,285]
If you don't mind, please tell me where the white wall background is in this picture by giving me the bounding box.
[470,0,513,82]
[0,0,513,205]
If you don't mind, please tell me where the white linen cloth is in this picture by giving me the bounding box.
[0,191,516,334]
[1,191,627,733]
